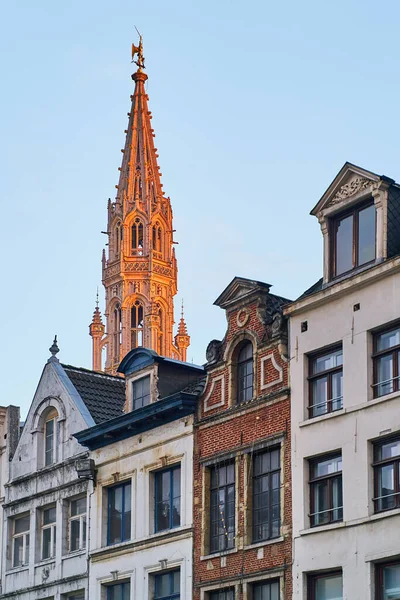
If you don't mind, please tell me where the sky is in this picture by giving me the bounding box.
[1,0,400,416]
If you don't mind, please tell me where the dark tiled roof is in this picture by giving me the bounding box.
[61,364,126,424]
[296,278,323,301]
[180,376,207,396]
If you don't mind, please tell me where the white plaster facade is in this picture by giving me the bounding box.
[88,416,194,599]
[286,163,400,599]
[0,355,95,600]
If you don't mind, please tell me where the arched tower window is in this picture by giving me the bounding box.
[152,222,163,254]
[131,301,144,347]
[157,304,164,355]
[236,341,254,404]
[113,303,122,363]
[115,221,122,257]
[132,219,144,255]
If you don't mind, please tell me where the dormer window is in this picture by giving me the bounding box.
[132,376,151,410]
[332,201,376,278]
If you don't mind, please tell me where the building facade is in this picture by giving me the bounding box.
[0,340,126,600]
[285,163,400,600]
[90,40,190,374]
[193,277,293,600]
[75,348,204,599]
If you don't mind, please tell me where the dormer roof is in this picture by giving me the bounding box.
[311,162,395,217]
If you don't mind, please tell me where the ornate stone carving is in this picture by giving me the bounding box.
[236,308,250,328]
[124,261,149,272]
[153,264,172,277]
[206,339,222,365]
[329,177,373,206]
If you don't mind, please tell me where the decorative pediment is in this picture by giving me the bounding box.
[311,162,381,217]
[214,277,271,310]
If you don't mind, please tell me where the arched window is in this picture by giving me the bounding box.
[113,304,122,363]
[131,301,144,347]
[44,408,58,466]
[132,219,144,255]
[115,221,122,257]
[152,223,163,253]
[237,341,254,404]
[157,305,164,355]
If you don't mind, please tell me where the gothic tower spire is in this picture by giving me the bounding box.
[90,39,189,374]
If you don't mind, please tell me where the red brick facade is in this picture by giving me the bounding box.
[193,278,292,599]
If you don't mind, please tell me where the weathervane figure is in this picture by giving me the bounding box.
[131,30,145,71]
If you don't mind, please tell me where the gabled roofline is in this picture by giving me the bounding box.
[214,276,272,309]
[310,162,395,216]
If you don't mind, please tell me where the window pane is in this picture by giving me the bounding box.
[315,573,343,599]
[254,580,280,600]
[311,377,328,416]
[313,456,342,478]
[42,527,51,559]
[331,477,343,521]
[377,328,400,351]
[312,350,343,374]
[376,354,394,396]
[335,214,353,275]
[15,516,30,534]
[312,480,329,526]
[358,204,376,265]
[13,536,23,566]
[123,484,131,542]
[132,376,151,409]
[70,518,80,551]
[383,563,400,600]
[43,507,56,525]
[108,486,123,544]
[71,498,86,517]
[377,464,395,511]
[380,439,400,460]
[332,372,343,410]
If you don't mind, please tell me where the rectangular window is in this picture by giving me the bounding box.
[12,514,30,567]
[107,481,131,545]
[106,582,130,600]
[63,594,85,600]
[332,201,376,278]
[45,417,56,466]
[209,590,235,600]
[69,497,87,552]
[132,376,151,410]
[373,436,400,513]
[308,347,343,418]
[41,506,56,560]
[308,571,343,600]
[373,325,400,398]
[376,561,400,600]
[210,462,235,553]
[154,570,180,600]
[252,448,280,542]
[154,466,181,533]
[253,580,280,600]
[309,454,343,527]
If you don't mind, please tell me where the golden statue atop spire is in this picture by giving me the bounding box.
[131,30,145,71]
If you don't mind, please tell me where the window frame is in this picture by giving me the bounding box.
[68,496,87,553]
[44,413,57,466]
[252,579,280,600]
[12,514,30,568]
[330,199,376,279]
[308,345,343,419]
[154,464,181,533]
[153,569,180,600]
[309,453,343,527]
[41,505,57,561]
[106,581,131,600]
[209,589,235,600]
[107,480,132,546]
[252,447,281,543]
[373,435,400,513]
[236,341,254,405]
[307,570,343,600]
[132,375,151,410]
[375,560,400,600]
[209,462,236,554]
[372,323,400,398]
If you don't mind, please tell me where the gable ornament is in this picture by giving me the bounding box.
[328,177,373,207]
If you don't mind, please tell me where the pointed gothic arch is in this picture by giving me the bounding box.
[152,221,163,254]
[131,299,144,348]
[111,302,122,363]
[131,218,144,255]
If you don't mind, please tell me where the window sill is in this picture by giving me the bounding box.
[62,548,87,559]
[299,390,400,428]
[299,521,345,536]
[244,535,284,550]
[200,548,238,561]
[5,564,29,574]
[35,557,56,567]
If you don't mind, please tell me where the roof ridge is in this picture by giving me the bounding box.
[61,364,125,382]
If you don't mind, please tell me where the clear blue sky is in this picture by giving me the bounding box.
[1,0,400,416]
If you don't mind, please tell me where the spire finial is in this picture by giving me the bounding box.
[48,335,60,362]
[96,287,99,308]
[131,29,145,72]
[181,298,184,320]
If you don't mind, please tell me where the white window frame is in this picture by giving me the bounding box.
[41,506,56,560]
[44,413,57,466]
[69,497,87,552]
[12,514,30,567]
